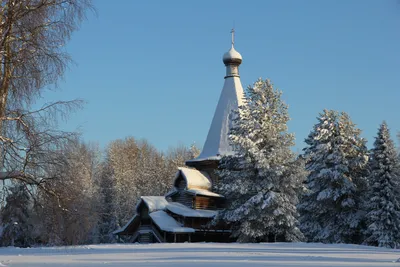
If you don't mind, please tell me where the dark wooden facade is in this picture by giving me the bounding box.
[114,161,232,243]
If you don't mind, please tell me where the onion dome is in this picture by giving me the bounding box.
[222,29,242,65]
[223,47,242,65]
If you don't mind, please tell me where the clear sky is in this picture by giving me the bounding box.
[39,0,400,153]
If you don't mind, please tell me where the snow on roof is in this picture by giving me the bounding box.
[223,47,242,64]
[166,202,218,218]
[112,215,139,235]
[137,196,169,213]
[188,74,244,163]
[165,188,178,197]
[150,211,195,233]
[187,188,224,198]
[174,167,212,190]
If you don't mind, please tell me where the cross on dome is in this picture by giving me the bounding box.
[231,28,235,48]
[223,29,242,66]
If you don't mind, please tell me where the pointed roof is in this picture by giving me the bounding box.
[196,77,244,160]
[187,31,244,163]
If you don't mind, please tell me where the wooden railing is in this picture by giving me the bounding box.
[151,226,164,243]
[138,224,164,243]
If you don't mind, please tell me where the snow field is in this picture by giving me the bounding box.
[0,242,399,267]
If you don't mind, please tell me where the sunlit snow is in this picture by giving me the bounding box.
[0,243,399,267]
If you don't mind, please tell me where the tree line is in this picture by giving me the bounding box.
[0,136,199,246]
[214,78,400,248]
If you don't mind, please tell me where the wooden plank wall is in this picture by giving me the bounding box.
[194,196,215,210]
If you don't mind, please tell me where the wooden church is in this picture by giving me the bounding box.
[113,31,245,243]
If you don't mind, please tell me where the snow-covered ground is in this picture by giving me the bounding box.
[0,242,399,267]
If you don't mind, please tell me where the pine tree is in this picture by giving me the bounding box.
[298,110,368,244]
[0,184,33,247]
[215,78,305,243]
[363,122,400,248]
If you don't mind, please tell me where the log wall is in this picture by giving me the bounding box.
[176,191,193,208]
[194,196,215,210]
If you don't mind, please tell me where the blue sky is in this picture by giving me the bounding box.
[39,0,400,152]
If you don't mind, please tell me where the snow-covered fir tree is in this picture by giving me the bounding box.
[298,110,368,244]
[0,185,33,247]
[363,122,400,248]
[215,78,305,243]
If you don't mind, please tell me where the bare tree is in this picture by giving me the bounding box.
[0,0,93,195]
[0,0,92,121]
[33,139,100,245]
[98,138,197,232]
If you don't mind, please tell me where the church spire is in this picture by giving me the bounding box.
[186,30,245,168]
